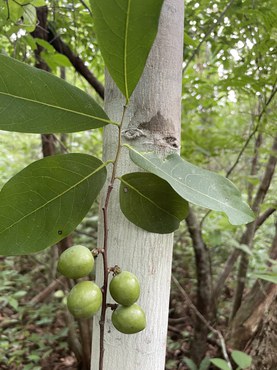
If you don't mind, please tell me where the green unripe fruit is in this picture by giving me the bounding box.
[111,304,146,334]
[58,245,94,279]
[67,281,102,319]
[109,271,140,306]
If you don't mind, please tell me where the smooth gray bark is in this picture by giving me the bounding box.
[91,1,184,369]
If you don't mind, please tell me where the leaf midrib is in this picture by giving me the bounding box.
[124,0,131,101]
[0,162,106,236]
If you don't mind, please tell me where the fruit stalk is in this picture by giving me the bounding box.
[98,105,127,370]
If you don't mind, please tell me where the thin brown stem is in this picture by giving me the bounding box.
[183,0,236,74]
[255,208,276,230]
[226,81,277,178]
[172,275,233,370]
[200,82,276,227]
[98,105,127,370]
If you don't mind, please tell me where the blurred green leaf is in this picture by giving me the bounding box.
[231,350,252,369]
[253,273,277,284]
[22,5,37,32]
[183,357,197,370]
[210,358,231,370]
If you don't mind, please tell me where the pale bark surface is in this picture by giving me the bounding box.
[91,1,184,369]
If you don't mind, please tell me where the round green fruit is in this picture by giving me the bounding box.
[111,304,146,334]
[57,245,94,279]
[109,271,140,306]
[67,281,102,319]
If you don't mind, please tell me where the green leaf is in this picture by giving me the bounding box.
[128,148,255,225]
[210,359,231,370]
[182,357,197,370]
[15,0,31,4]
[31,0,46,6]
[22,4,37,32]
[253,273,277,284]
[41,52,72,70]
[0,54,113,133]
[0,154,107,255]
[6,1,24,21]
[90,0,164,101]
[8,297,19,310]
[183,32,198,47]
[231,351,252,369]
[199,357,210,370]
[49,54,72,67]
[34,38,56,53]
[119,172,189,234]
[235,244,253,256]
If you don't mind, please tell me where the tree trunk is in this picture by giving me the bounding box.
[248,293,277,370]
[186,209,213,365]
[91,1,184,369]
[228,223,277,350]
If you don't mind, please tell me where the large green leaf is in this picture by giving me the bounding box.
[231,351,252,369]
[90,0,164,101]
[128,147,255,225]
[210,359,231,370]
[253,273,277,284]
[119,172,189,233]
[0,54,113,133]
[0,154,107,255]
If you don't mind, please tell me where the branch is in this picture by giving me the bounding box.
[185,208,214,364]
[201,84,277,226]
[247,133,263,204]
[30,277,67,305]
[230,136,277,317]
[185,209,213,318]
[212,249,240,303]
[252,136,277,212]
[269,222,277,260]
[80,0,92,15]
[255,208,276,231]
[213,137,277,303]
[48,29,104,99]
[226,81,277,178]
[183,0,236,74]
[172,275,233,370]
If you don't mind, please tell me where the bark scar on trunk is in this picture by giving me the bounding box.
[122,111,180,150]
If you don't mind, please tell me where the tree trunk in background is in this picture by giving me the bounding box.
[248,293,277,370]
[228,223,277,352]
[186,209,213,365]
[231,136,277,319]
[91,1,184,369]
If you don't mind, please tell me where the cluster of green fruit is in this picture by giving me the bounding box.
[57,245,146,335]
[57,245,102,318]
[109,270,146,334]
